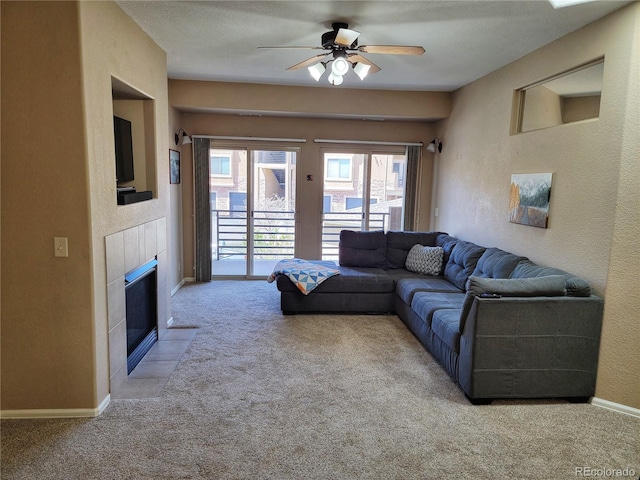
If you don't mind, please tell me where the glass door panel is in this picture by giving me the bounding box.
[322,152,366,260]
[369,153,406,231]
[321,150,407,261]
[250,150,297,276]
[211,148,248,276]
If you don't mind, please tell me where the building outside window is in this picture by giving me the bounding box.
[211,155,231,176]
[325,155,352,181]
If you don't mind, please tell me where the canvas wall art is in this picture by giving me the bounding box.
[170,149,181,184]
[508,173,553,228]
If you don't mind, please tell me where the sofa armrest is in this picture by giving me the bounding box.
[458,295,603,400]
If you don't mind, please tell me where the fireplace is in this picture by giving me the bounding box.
[125,258,158,374]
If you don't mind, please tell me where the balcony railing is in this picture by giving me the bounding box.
[212,209,389,260]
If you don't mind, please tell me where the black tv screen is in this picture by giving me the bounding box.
[114,116,134,183]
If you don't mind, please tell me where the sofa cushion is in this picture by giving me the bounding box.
[443,241,486,290]
[411,291,465,327]
[472,247,528,279]
[405,245,444,276]
[386,231,441,269]
[338,230,387,268]
[436,234,458,272]
[396,277,463,304]
[459,275,567,322]
[431,309,462,352]
[509,261,591,297]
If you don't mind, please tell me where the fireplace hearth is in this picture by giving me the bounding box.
[125,258,158,374]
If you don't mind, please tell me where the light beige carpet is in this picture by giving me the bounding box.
[2,280,638,479]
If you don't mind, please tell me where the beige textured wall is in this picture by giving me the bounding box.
[1,1,95,410]
[166,106,437,277]
[78,0,169,406]
[0,0,169,412]
[521,85,562,132]
[170,80,451,121]
[169,107,185,292]
[434,3,639,408]
[562,95,601,124]
[595,4,640,410]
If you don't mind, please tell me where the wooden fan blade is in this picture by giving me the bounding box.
[358,45,425,55]
[348,54,381,74]
[335,28,360,47]
[258,46,323,50]
[286,54,329,71]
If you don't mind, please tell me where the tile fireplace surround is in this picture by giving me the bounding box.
[105,217,170,395]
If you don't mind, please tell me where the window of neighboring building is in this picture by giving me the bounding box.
[323,195,332,213]
[346,197,378,210]
[325,156,352,181]
[392,161,405,187]
[211,155,231,176]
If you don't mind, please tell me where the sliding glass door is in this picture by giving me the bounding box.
[250,150,296,276]
[210,146,297,277]
[322,150,407,260]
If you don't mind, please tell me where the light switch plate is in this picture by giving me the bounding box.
[54,237,69,257]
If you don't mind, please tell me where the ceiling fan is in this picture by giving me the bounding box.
[258,22,425,85]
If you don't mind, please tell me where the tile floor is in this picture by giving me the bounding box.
[110,327,198,400]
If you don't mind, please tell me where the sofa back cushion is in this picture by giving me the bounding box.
[443,241,486,290]
[386,231,441,269]
[339,230,387,268]
[472,247,528,279]
[436,234,458,269]
[509,260,591,296]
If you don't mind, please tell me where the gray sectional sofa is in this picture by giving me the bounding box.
[274,230,603,403]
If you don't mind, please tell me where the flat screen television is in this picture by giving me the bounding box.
[114,116,135,183]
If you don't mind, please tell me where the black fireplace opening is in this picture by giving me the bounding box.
[125,258,158,374]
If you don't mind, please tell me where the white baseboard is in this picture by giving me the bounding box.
[591,397,640,418]
[0,394,110,419]
[171,279,185,296]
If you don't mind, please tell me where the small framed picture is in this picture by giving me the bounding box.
[170,149,180,184]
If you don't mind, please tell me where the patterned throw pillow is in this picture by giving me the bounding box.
[405,244,444,276]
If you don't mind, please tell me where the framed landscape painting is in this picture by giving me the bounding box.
[170,149,180,184]
[508,173,552,228]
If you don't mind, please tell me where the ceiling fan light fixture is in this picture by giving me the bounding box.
[327,72,343,86]
[353,62,371,80]
[331,56,350,76]
[308,62,325,81]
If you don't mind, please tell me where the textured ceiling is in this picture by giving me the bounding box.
[117,1,629,91]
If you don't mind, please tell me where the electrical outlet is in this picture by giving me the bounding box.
[54,237,69,257]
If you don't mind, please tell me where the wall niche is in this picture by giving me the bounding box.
[512,58,604,134]
[111,76,157,205]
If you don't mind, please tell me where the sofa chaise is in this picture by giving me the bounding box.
[274,230,603,403]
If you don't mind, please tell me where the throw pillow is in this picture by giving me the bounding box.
[405,244,444,276]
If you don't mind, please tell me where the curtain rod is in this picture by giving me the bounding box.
[195,135,306,143]
[314,138,423,147]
